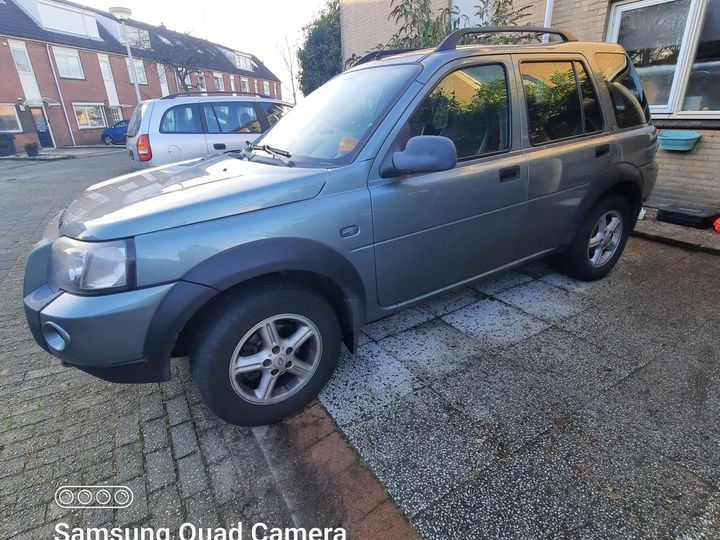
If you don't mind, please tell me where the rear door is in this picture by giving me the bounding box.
[152,101,207,165]
[514,55,615,257]
[202,100,264,153]
[370,56,529,306]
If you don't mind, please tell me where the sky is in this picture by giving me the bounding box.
[80,0,329,101]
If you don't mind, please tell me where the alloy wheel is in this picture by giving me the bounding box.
[228,314,322,404]
[587,210,623,267]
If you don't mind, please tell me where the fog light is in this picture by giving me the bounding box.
[42,321,70,352]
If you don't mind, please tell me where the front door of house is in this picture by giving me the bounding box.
[30,108,54,148]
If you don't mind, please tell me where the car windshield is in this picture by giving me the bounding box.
[256,65,419,167]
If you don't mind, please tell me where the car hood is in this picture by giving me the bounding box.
[60,155,329,240]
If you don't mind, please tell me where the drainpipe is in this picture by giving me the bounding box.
[45,43,76,147]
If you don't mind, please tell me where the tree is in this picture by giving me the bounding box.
[297,0,342,95]
[152,32,211,92]
[378,0,530,52]
[279,36,299,104]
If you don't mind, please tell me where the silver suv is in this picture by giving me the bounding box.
[125,93,292,168]
[23,28,658,426]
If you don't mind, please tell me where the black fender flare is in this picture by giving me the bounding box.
[561,162,643,246]
[143,238,367,381]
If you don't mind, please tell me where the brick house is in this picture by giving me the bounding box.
[339,0,719,209]
[0,0,282,154]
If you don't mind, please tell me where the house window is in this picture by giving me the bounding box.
[108,106,123,124]
[230,77,236,93]
[117,25,151,49]
[73,104,107,129]
[263,81,271,95]
[213,73,225,91]
[53,47,84,79]
[11,47,32,73]
[253,80,259,94]
[608,0,720,117]
[126,58,147,85]
[240,78,249,93]
[198,73,207,93]
[235,54,253,71]
[0,105,22,132]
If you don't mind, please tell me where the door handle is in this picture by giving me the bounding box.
[595,144,610,157]
[499,165,521,183]
[213,143,226,150]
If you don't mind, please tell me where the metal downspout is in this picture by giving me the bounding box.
[45,43,76,147]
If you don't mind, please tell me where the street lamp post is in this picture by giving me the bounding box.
[110,6,142,104]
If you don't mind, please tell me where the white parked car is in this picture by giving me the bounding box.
[125,93,292,168]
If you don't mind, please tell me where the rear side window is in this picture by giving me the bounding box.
[203,101,262,134]
[595,53,651,128]
[574,62,603,133]
[126,103,146,137]
[260,102,292,126]
[160,104,202,133]
[521,61,603,145]
[405,64,511,160]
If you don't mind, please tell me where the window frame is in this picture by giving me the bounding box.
[53,47,84,79]
[126,58,147,85]
[607,0,716,119]
[108,106,123,125]
[72,103,107,130]
[0,104,23,133]
[213,73,225,91]
[519,57,606,147]
[11,47,33,74]
[403,61,514,163]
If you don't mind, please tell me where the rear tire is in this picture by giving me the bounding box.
[103,135,114,145]
[190,284,342,426]
[556,193,632,281]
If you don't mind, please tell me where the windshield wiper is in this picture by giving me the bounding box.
[251,143,291,159]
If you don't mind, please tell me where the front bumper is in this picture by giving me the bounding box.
[24,281,175,383]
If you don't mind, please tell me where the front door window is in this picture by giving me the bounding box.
[31,108,54,148]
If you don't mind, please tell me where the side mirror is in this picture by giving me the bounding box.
[391,135,457,176]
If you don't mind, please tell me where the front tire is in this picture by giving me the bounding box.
[190,285,342,426]
[556,193,632,281]
[103,135,114,145]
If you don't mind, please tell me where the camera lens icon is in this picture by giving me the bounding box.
[55,485,133,509]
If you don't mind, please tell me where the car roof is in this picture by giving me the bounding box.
[143,94,293,107]
[348,38,627,75]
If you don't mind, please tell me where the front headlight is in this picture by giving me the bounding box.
[50,237,134,294]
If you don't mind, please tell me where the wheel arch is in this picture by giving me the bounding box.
[143,238,367,380]
[562,163,643,247]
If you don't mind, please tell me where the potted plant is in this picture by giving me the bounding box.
[24,142,40,157]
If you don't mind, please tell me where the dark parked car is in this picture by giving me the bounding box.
[24,27,658,426]
[101,120,128,145]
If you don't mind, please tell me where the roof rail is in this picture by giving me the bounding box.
[436,26,577,51]
[353,48,421,66]
[160,90,266,100]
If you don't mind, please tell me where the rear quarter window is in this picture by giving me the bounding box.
[260,102,292,126]
[595,53,651,128]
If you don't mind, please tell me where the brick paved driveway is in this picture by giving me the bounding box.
[2,154,719,539]
[0,154,413,539]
